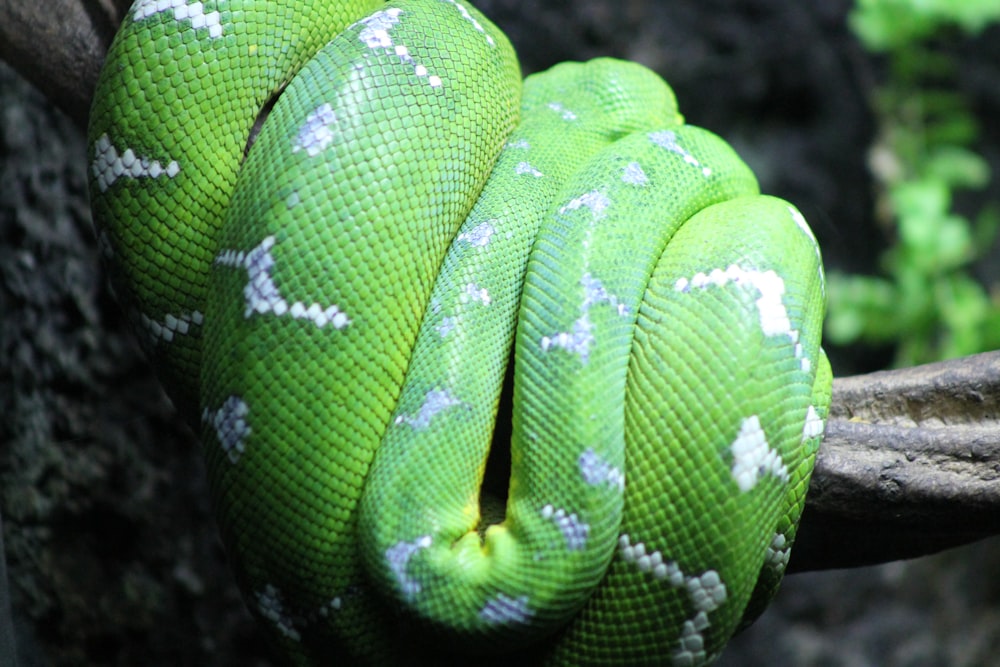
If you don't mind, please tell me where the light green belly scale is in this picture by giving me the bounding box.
[87,1,832,665]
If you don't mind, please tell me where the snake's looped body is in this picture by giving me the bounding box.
[88,1,832,665]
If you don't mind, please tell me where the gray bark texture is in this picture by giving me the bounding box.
[791,352,1000,571]
[2,0,999,666]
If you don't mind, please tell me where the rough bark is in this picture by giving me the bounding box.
[791,352,1000,571]
[0,0,129,129]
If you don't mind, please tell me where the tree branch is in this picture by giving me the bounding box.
[791,351,1000,571]
[0,0,128,128]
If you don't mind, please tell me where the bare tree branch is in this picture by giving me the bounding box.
[0,0,128,128]
[2,0,999,574]
[791,351,1000,571]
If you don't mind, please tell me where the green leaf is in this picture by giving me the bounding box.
[825,273,899,343]
[850,0,1000,50]
[891,179,948,223]
[923,146,991,189]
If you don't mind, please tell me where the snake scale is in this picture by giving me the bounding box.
[87,0,832,664]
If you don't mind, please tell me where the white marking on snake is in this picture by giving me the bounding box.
[201,396,251,464]
[214,236,350,328]
[132,0,223,38]
[540,504,590,551]
[547,101,578,121]
[479,593,533,625]
[730,415,789,492]
[91,134,179,192]
[619,535,726,666]
[541,274,627,361]
[255,584,301,642]
[386,535,432,598]
[316,596,342,618]
[436,316,456,338]
[293,103,338,157]
[540,313,594,362]
[579,448,625,491]
[678,576,724,665]
[686,570,727,613]
[622,161,649,185]
[798,344,811,373]
[618,534,677,583]
[515,161,544,178]
[674,265,813,372]
[672,611,710,667]
[457,222,495,248]
[788,205,826,298]
[440,0,496,47]
[803,405,825,440]
[765,532,790,572]
[506,138,531,150]
[649,130,712,177]
[357,7,402,47]
[394,389,462,429]
[788,205,817,244]
[461,283,491,305]
[581,273,629,316]
[356,8,443,88]
[618,535,728,612]
[140,310,204,343]
[560,190,610,217]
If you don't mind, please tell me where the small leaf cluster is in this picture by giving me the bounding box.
[825,0,1000,366]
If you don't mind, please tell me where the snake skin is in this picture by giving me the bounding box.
[88,1,832,665]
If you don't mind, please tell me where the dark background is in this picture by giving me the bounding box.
[2,0,999,665]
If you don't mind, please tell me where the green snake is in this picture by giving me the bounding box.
[87,1,832,664]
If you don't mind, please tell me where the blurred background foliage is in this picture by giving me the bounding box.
[825,0,1000,365]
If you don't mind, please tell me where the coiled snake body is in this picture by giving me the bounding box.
[88,1,832,664]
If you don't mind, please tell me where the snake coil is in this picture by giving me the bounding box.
[88,1,832,664]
